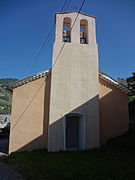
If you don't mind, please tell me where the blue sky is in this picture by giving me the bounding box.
[0,0,135,80]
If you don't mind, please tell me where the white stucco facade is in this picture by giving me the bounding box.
[48,12,100,151]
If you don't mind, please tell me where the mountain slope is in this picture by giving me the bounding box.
[0,78,18,114]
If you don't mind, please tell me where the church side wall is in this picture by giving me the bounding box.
[9,77,48,154]
[99,78,129,145]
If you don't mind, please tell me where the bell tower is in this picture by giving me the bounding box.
[48,12,100,151]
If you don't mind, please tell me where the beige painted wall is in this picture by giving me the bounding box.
[99,78,129,145]
[9,77,50,154]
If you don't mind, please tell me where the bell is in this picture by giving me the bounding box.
[80,32,86,38]
[63,30,71,42]
[63,30,68,37]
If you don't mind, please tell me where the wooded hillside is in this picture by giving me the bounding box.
[0,78,18,114]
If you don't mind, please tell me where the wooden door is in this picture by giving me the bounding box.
[66,116,79,149]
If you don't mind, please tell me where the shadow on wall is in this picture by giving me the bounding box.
[48,95,100,151]
[10,80,129,153]
[99,79,129,145]
[12,95,100,152]
[9,73,52,153]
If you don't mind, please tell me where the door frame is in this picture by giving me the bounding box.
[63,112,85,151]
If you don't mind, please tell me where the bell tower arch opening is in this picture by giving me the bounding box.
[63,17,71,43]
[80,19,88,44]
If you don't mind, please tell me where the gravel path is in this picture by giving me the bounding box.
[0,162,23,180]
[0,138,23,179]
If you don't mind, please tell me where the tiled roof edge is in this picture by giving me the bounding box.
[7,70,50,91]
[99,72,131,94]
[7,69,131,94]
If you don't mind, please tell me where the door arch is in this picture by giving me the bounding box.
[64,112,85,150]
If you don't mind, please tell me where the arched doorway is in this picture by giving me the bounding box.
[64,113,85,150]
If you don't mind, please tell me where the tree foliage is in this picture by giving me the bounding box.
[0,78,18,85]
[0,78,18,114]
[127,73,135,120]
[127,72,135,94]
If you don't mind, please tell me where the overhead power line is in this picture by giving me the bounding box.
[12,0,71,102]
[52,0,86,69]
[11,0,86,131]
[29,0,72,75]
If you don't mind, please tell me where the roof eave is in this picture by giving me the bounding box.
[56,11,96,19]
[7,70,50,90]
[99,73,131,95]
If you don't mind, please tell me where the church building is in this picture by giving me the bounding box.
[8,12,130,154]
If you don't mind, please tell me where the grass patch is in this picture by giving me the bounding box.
[2,131,135,180]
